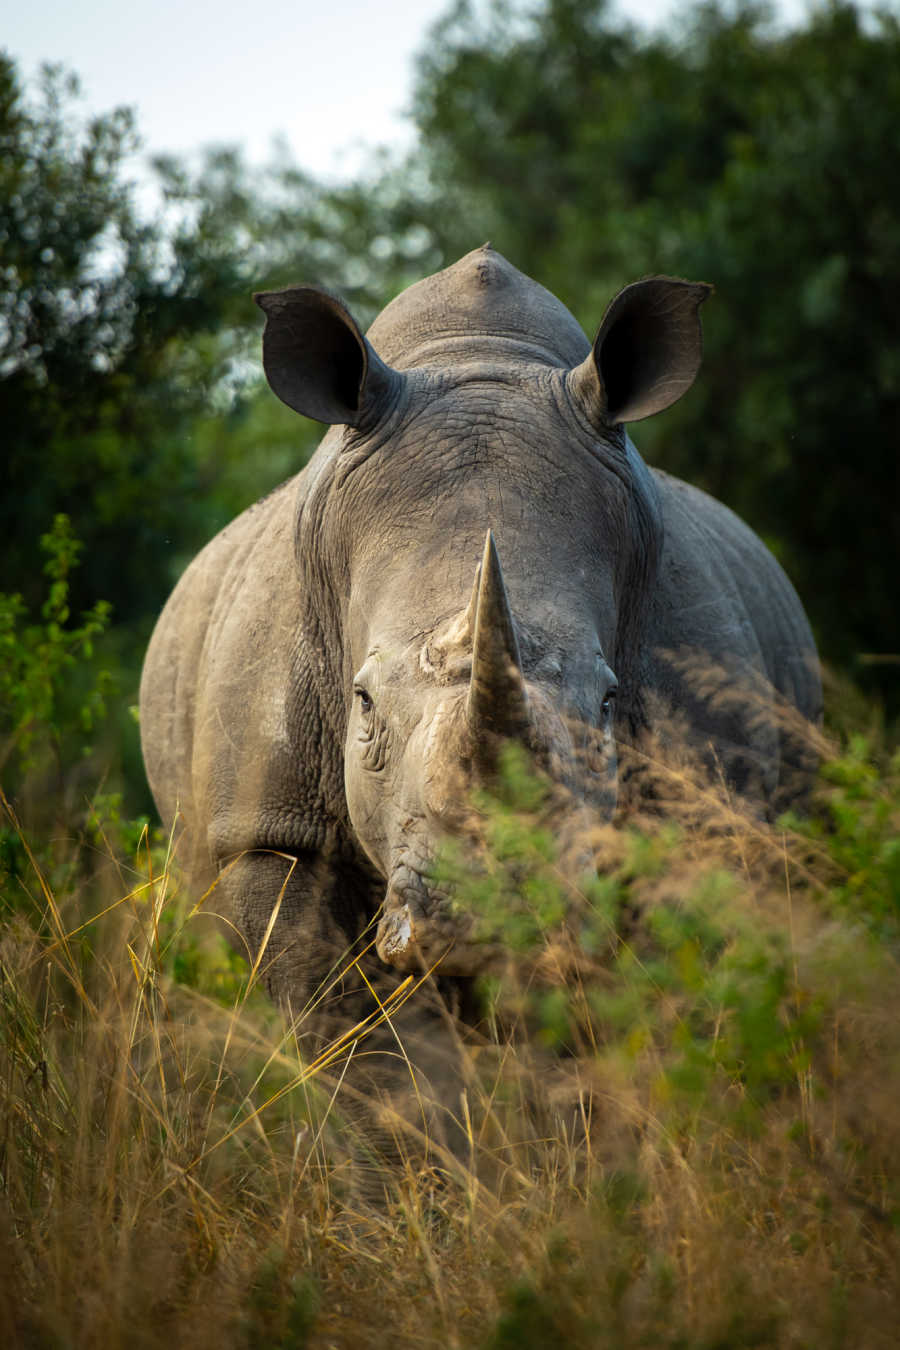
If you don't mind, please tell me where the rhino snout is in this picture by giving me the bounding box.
[375,863,430,968]
[375,904,414,965]
[375,861,503,977]
[376,861,465,970]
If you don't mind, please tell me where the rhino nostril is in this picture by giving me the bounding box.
[377,906,412,962]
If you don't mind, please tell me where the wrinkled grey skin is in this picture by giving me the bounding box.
[140,246,820,1016]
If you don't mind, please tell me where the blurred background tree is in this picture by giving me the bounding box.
[1,58,312,624]
[1,0,897,814]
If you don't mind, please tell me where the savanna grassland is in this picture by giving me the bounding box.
[2,580,899,1347]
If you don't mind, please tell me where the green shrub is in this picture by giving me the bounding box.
[785,737,900,937]
[0,513,112,780]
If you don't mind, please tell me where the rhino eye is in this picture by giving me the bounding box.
[355,686,373,714]
[601,688,617,724]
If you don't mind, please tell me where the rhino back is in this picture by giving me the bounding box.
[644,468,821,801]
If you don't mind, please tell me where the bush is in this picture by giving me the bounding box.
[0,513,111,781]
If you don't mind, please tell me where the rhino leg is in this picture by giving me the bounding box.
[212,849,472,1174]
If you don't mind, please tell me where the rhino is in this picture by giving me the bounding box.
[140,245,820,1024]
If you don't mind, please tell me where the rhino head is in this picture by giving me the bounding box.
[254,247,710,975]
[344,526,615,973]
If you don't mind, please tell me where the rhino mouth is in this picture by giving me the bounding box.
[375,863,497,976]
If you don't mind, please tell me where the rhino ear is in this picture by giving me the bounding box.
[254,286,400,426]
[570,277,712,425]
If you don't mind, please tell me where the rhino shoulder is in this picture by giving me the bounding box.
[139,476,301,836]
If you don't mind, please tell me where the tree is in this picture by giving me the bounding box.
[0,59,319,627]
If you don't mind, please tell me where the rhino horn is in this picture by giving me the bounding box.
[466,531,530,740]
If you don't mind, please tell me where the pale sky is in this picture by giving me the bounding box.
[6,0,812,182]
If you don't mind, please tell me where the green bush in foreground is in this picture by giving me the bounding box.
[0,513,111,782]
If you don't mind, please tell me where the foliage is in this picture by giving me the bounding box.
[441,744,839,1133]
[0,515,149,917]
[0,57,322,628]
[787,735,900,937]
[0,53,449,629]
[0,513,111,780]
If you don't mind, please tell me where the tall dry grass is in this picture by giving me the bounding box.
[2,704,899,1349]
